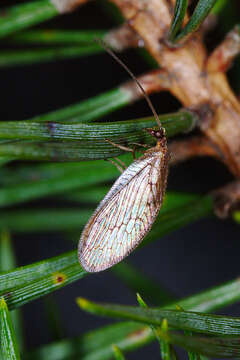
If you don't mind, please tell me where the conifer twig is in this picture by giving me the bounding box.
[104,23,141,51]
[207,25,240,72]
[50,0,89,13]
[213,181,240,218]
[109,0,240,178]
[121,69,171,102]
[169,136,221,166]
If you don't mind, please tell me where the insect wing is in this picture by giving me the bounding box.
[78,147,167,272]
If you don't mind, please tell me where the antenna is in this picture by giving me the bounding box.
[94,38,162,130]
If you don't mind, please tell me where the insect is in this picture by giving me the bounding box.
[78,41,168,273]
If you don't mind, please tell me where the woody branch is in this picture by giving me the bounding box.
[107,0,240,179]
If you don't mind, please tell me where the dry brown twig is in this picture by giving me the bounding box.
[108,0,240,180]
[121,69,171,101]
[103,0,240,215]
[50,0,89,13]
[168,136,222,166]
[104,23,142,51]
[213,181,240,218]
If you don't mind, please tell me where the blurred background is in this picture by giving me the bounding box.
[0,0,240,358]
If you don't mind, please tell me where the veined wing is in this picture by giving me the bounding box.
[78,148,167,272]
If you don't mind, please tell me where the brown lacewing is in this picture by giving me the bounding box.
[78,41,168,272]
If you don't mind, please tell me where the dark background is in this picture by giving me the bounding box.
[1,1,240,358]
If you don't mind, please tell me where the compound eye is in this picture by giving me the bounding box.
[155,128,165,139]
[145,127,165,140]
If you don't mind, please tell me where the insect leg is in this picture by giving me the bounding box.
[129,143,152,156]
[114,157,127,169]
[105,139,137,160]
[131,142,149,148]
[105,139,134,152]
[106,159,124,173]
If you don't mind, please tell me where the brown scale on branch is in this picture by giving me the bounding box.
[168,136,222,167]
[104,23,142,52]
[207,25,240,73]
[108,0,240,179]
[212,181,240,219]
[121,69,171,102]
[50,0,89,13]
